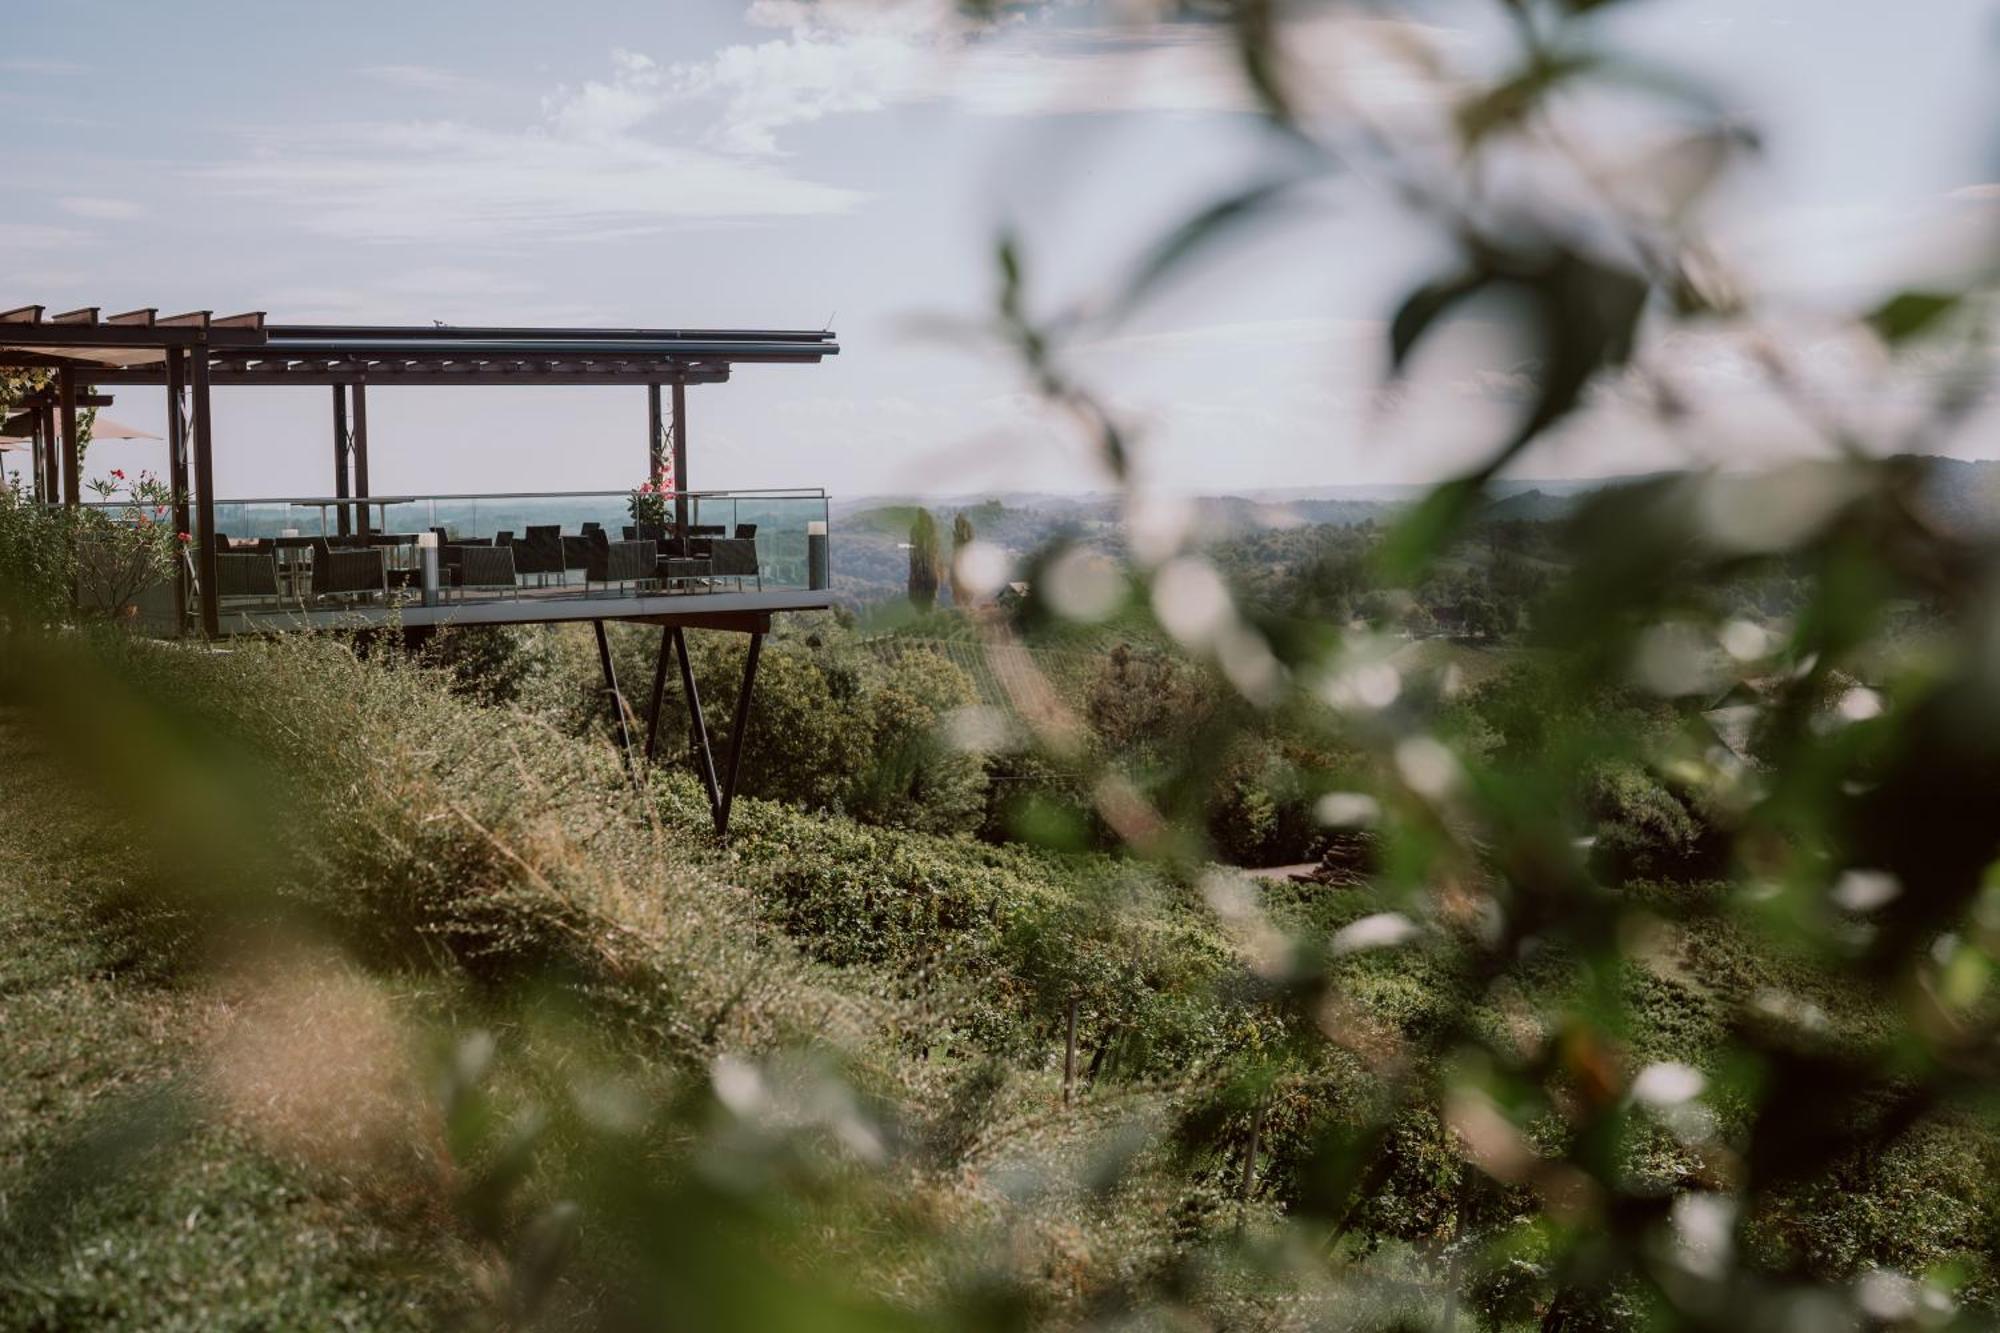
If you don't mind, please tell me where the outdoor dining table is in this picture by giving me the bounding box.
[288,498,419,536]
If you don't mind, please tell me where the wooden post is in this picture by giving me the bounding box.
[191,342,219,639]
[38,402,54,500]
[351,381,370,535]
[670,379,689,539]
[332,385,351,536]
[167,349,191,629]
[39,406,56,502]
[58,367,79,508]
[28,411,45,502]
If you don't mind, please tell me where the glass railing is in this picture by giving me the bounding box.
[202,489,826,588]
[80,488,832,618]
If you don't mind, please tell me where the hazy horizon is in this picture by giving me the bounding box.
[5,0,1996,501]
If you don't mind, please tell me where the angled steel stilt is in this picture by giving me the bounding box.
[641,625,765,837]
[674,627,722,816]
[593,620,636,774]
[716,633,763,836]
[645,625,673,762]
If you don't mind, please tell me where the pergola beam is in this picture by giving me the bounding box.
[0,323,262,348]
[85,366,734,387]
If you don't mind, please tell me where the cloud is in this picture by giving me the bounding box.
[358,64,486,94]
[537,6,1457,158]
[197,118,864,243]
[0,222,87,248]
[57,195,143,220]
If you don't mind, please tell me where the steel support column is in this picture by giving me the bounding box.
[674,627,721,813]
[670,380,689,539]
[645,625,673,761]
[332,385,351,536]
[641,625,764,836]
[647,382,664,480]
[191,342,219,638]
[593,620,636,772]
[351,381,370,535]
[715,632,763,835]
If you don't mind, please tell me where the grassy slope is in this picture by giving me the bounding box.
[5,635,1997,1326]
[0,710,467,1332]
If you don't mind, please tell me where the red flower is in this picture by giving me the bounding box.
[177,531,191,543]
[111,468,125,480]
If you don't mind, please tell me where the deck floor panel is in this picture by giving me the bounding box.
[212,584,831,634]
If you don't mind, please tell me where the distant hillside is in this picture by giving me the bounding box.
[829,457,2000,606]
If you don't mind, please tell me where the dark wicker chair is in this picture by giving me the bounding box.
[708,536,761,591]
[514,525,564,586]
[734,523,757,540]
[309,538,388,602]
[451,545,517,600]
[494,529,514,547]
[214,552,281,608]
[584,534,656,596]
[561,534,595,580]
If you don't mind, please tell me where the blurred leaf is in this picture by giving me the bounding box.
[1512,248,1649,448]
[995,231,1025,324]
[1455,51,1598,146]
[1110,174,1307,324]
[1389,269,1488,374]
[1380,476,1488,580]
[1867,290,1962,344]
[1229,0,1295,127]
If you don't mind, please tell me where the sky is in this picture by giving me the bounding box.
[2,0,1996,501]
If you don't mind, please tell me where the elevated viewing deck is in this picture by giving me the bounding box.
[161,488,835,636]
[6,302,840,832]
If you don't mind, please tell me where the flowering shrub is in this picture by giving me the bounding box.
[627,468,672,529]
[77,468,182,617]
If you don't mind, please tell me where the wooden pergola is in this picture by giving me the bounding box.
[0,302,841,834]
[1,304,837,633]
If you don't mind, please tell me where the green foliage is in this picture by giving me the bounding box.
[0,488,75,626]
[908,506,941,612]
[949,509,975,607]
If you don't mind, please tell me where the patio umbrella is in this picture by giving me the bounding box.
[0,415,159,442]
[86,416,161,441]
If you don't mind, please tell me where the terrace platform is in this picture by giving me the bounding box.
[212,583,833,635]
[6,304,841,836]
